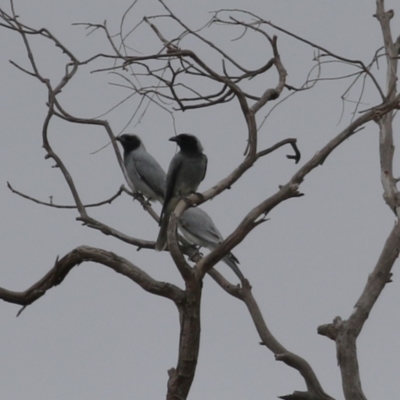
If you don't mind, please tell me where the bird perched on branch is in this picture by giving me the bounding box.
[179,207,244,280]
[116,134,166,204]
[116,134,243,279]
[155,133,207,251]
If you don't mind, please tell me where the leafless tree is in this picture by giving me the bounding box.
[0,1,399,399]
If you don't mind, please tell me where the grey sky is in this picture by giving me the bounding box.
[1,1,399,399]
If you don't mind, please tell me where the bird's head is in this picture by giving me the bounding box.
[169,133,203,153]
[116,134,142,152]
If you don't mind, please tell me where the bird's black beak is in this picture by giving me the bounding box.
[116,136,122,142]
[169,136,178,142]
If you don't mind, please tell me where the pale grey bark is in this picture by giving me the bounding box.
[317,3,400,400]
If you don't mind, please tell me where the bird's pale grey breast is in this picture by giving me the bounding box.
[116,134,166,204]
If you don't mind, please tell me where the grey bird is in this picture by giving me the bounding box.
[116,134,242,278]
[155,133,207,251]
[179,207,244,280]
[116,134,166,204]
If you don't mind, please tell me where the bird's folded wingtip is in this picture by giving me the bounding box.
[155,222,168,251]
[155,239,166,252]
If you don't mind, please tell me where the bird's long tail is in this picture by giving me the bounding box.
[155,198,180,251]
[222,254,245,280]
[155,211,170,251]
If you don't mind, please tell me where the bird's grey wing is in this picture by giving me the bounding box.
[188,208,240,264]
[181,208,222,244]
[134,155,166,200]
[202,220,223,243]
[200,154,207,182]
[221,255,244,280]
[161,153,183,218]
[188,208,222,243]
[180,208,243,279]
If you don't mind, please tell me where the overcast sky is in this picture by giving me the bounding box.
[1,1,399,399]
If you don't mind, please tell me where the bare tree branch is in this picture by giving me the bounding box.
[317,4,399,400]
[7,182,127,209]
[181,94,400,234]
[0,245,184,312]
[214,9,385,100]
[2,2,399,399]
[374,4,399,213]
[257,138,301,164]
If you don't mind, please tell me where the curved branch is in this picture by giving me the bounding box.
[211,280,334,399]
[0,245,184,313]
[7,182,126,209]
[216,8,385,100]
[257,138,301,164]
[77,216,156,249]
[251,35,287,114]
[158,0,251,74]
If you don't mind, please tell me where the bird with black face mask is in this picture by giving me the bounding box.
[116,134,242,278]
[116,134,166,204]
[155,133,207,251]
